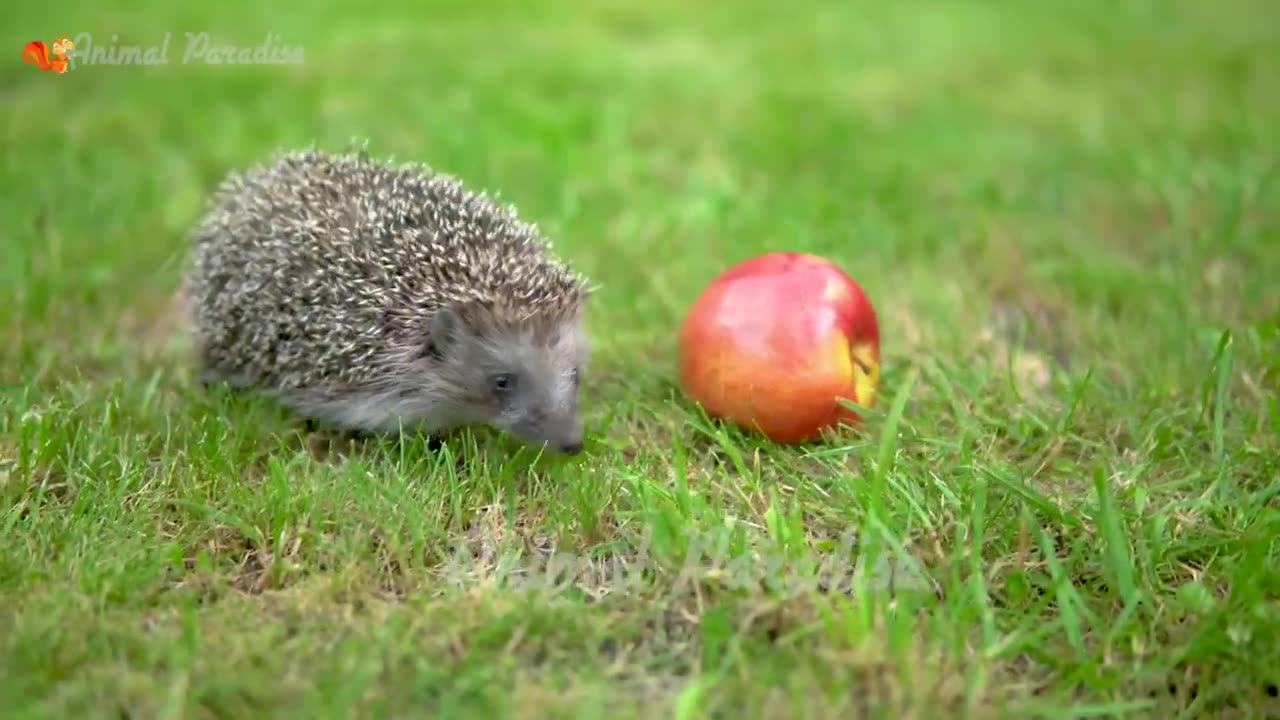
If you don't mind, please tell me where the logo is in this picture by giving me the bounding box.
[22,34,74,73]
[20,32,306,70]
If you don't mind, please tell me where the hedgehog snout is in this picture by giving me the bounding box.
[506,406,584,456]
[557,406,586,455]
[541,413,584,455]
[556,428,584,455]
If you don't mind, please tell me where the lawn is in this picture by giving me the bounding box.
[3,0,1279,717]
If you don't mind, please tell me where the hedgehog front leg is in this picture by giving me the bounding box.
[277,384,441,439]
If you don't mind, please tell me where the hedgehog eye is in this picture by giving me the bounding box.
[491,373,515,394]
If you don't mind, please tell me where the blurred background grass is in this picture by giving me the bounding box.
[4,0,1277,385]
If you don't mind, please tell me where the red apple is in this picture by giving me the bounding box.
[677,251,881,444]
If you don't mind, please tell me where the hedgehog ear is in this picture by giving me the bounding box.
[425,303,465,360]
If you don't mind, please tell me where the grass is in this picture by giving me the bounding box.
[3,0,1279,717]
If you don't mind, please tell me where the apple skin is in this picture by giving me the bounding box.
[677,252,881,444]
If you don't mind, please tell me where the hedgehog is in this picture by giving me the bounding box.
[183,146,593,455]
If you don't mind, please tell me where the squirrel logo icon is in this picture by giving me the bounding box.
[23,34,74,73]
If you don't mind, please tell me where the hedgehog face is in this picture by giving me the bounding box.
[424,301,589,454]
